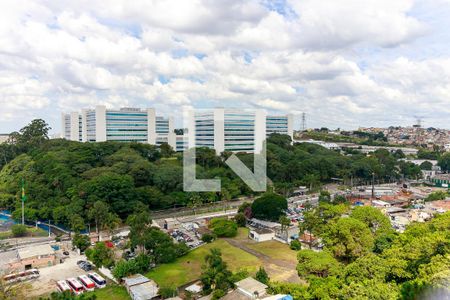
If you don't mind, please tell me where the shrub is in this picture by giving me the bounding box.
[201,233,216,243]
[209,218,238,237]
[234,213,247,227]
[212,289,226,300]
[11,224,27,237]
[290,240,302,251]
[255,267,269,284]
[159,286,177,299]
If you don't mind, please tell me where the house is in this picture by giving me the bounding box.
[6,244,57,271]
[234,277,268,299]
[123,274,159,300]
[249,228,275,242]
[163,218,180,230]
[222,277,293,300]
[372,200,391,208]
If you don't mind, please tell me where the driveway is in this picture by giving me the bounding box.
[28,251,88,297]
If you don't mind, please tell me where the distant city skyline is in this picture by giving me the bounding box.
[2,1,450,133]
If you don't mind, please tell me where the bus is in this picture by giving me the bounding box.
[3,269,40,284]
[56,280,72,293]
[88,272,106,288]
[25,269,40,279]
[66,278,84,295]
[78,275,95,291]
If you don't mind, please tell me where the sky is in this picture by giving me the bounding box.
[1,0,450,134]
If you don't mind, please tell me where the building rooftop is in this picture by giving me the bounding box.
[236,277,268,298]
[251,228,274,235]
[18,244,54,260]
[129,281,158,300]
[123,274,151,287]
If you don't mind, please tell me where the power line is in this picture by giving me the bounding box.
[301,112,306,131]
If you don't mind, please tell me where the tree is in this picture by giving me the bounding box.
[209,218,238,238]
[127,210,152,252]
[0,275,27,300]
[72,233,90,253]
[340,279,399,300]
[113,260,136,280]
[290,240,302,251]
[201,233,216,243]
[343,253,389,284]
[88,201,110,235]
[322,217,374,262]
[238,202,252,219]
[103,212,121,239]
[318,190,331,202]
[160,142,175,158]
[200,248,233,294]
[350,206,392,238]
[333,194,347,204]
[255,267,270,284]
[211,289,226,300]
[425,191,447,202]
[279,215,291,239]
[69,214,85,234]
[251,193,287,221]
[234,213,246,227]
[420,161,433,170]
[438,152,450,172]
[85,242,114,268]
[11,224,27,237]
[297,250,341,278]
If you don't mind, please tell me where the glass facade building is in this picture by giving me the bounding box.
[188,108,292,154]
[61,106,174,147]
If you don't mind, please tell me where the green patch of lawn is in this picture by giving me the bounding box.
[234,227,250,241]
[146,239,261,289]
[0,227,48,240]
[245,240,298,262]
[89,285,130,300]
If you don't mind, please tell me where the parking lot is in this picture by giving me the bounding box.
[28,251,89,297]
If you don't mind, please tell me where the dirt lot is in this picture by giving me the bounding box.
[28,251,89,298]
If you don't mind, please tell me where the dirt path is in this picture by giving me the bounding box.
[224,238,302,283]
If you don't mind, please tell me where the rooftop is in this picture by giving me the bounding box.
[123,274,151,287]
[236,277,268,297]
[129,281,159,300]
[18,244,54,260]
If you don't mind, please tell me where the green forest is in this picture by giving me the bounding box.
[0,119,425,229]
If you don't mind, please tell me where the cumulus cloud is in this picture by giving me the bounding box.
[0,0,449,132]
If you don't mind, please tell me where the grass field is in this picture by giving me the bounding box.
[146,239,262,288]
[90,285,130,300]
[245,240,298,262]
[0,227,48,240]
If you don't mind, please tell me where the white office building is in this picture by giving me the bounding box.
[266,114,293,138]
[62,106,174,147]
[188,108,293,154]
[61,112,82,142]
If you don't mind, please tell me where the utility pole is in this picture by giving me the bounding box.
[21,178,26,225]
[371,172,375,201]
[301,112,307,131]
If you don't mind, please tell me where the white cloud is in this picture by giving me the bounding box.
[0,0,449,132]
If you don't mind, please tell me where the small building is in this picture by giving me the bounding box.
[372,200,391,208]
[185,282,202,294]
[123,274,159,300]
[431,174,450,188]
[249,228,275,242]
[163,218,180,230]
[8,244,57,271]
[235,277,268,299]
